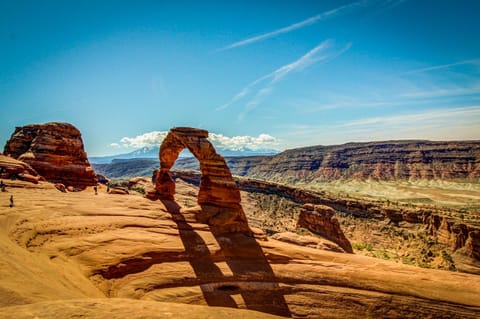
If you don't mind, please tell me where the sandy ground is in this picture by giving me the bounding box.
[0,180,479,318]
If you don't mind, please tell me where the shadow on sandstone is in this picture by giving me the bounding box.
[161,199,291,318]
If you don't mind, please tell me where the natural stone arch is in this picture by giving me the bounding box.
[148,127,250,234]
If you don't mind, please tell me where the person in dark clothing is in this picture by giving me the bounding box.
[9,195,14,208]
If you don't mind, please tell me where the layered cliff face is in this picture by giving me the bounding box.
[94,140,480,183]
[234,140,480,182]
[3,122,97,189]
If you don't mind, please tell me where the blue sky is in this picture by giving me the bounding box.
[1,0,479,156]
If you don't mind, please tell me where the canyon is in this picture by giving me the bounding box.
[94,140,480,182]
[1,123,480,318]
[170,170,480,273]
[242,140,480,182]
[93,140,480,210]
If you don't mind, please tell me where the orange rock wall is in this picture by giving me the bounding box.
[3,122,97,188]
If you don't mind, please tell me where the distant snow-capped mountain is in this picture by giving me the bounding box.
[89,146,278,164]
[89,146,158,164]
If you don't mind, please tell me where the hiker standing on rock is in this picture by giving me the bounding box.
[9,195,14,208]
[94,185,98,195]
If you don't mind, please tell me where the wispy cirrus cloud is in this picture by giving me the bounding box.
[290,83,480,113]
[110,131,281,151]
[401,85,480,99]
[219,0,373,51]
[219,40,352,119]
[339,105,480,128]
[276,105,480,148]
[404,58,480,75]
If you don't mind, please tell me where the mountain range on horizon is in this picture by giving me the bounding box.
[92,139,480,182]
[89,145,279,164]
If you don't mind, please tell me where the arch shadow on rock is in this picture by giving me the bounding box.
[148,127,291,316]
[161,199,291,317]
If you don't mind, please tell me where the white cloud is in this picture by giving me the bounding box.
[209,133,280,151]
[109,142,120,147]
[112,131,281,151]
[119,131,169,148]
[219,0,373,51]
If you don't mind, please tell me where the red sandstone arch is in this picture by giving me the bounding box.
[148,127,250,234]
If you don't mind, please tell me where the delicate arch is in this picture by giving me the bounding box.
[149,127,250,234]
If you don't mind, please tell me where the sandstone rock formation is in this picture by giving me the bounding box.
[3,122,97,189]
[128,177,151,190]
[297,204,353,253]
[173,170,480,272]
[0,154,43,184]
[425,214,480,261]
[466,230,480,260]
[2,180,480,318]
[271,232,346,253]
[96,174,109,185]
[0,299,282,319]
[54,183,67,192]
[211,140,480,182]
[147,127,250,234]
[109,187,129,195]
[92,140,480,182]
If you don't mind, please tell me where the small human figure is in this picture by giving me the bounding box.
[152,169,158,184]
[106,182,110,193]
[0,180,5,192]
[94,185,98,195]
[9,195,14,208]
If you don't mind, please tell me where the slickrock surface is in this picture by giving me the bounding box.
[147,127,250,234]
[0,299,282,319]
[1,180,480,318]
[3,122,97,188]
[297,204,353,253]
[0,154,42,184]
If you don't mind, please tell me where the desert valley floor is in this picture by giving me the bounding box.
[1,180,479,319]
